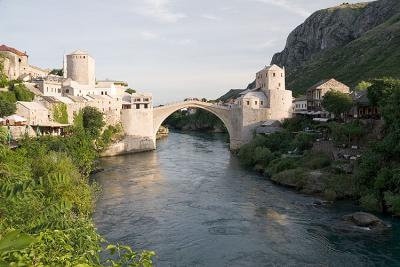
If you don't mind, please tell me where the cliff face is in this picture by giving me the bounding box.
[268,0,400,94]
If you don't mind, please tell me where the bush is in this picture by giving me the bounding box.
[53,103,68,124]
[82,106,105,139]
[253,147,273,167]
[270,168,307,189]
[360,193,381,212]
[267,157,299,175]
[293,132,315,152]
[301,152,331,170]
[0,99,16,117]
[384,192,400,215]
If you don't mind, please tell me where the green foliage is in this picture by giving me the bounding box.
[0,120,155,266]
[0,127,8,144]
[97,124,123,151]
[125,88,136,94]
[328,120,365,145]
[284,12,400,95]
[355,81,372,91]
[0,230,35,254]
[301,152,331,170]
[293,132,315,152]
[0,99,16,117]
[82,106,105,139]
[322,90,353,118]
[282,117,313,132]
[357,78,400,214]
[0,56,8,88]
[12,83,34,101]
[164,109,227,132]
[105,244,155,267]
[267,158,299,175]
[53,103,69,124]
[49,68,64,76]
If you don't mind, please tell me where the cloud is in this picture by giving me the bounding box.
[140,31,159,40]
[201,14,222,21]
[253,0,311,18]
[135,0,187,23]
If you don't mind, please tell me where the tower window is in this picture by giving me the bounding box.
[273,73,276,77]
[261,101,264,105]
[246,101,250,105]
[255,101,258,105]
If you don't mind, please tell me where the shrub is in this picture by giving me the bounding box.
[253,147,273,167]
[301,152,331,170]
[271,168,307,189]
[53,103,68,124]
[384,192,400,215]
[360,193,381,212]
[267,157,299,175]
[293,132,315,152]
[0,99,16,117]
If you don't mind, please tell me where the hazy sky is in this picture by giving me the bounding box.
[0,0,370,103]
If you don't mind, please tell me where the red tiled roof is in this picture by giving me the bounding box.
[0,45,27,56]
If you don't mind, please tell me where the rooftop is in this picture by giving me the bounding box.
[17,101,48,111]
[0,44,27,57]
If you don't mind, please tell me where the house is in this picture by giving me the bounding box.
[293,96,307,114]
[351,90,380,119]
[4,114,28,126]
[16,101,50,126]
[306,79,350,115]
[0,44,49,80]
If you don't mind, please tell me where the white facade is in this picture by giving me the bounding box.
[64,50,95,87]
[33,75,64,97]
[235,65,292,121]
[256,64,285,92]
[16,101,50,126]
[293,96,307,113]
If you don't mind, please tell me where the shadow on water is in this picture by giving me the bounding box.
[93,131,400,267]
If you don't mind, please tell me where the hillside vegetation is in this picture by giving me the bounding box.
[267,0,400,95]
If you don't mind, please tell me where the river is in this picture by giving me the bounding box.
[93,131,400,267]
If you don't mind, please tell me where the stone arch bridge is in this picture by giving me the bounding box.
[104,100,273,156]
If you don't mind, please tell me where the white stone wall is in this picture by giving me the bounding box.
[65,52,95,87]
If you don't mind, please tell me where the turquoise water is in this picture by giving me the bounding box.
[94,131,400,266]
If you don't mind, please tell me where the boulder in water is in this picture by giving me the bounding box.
[343,212,389,231]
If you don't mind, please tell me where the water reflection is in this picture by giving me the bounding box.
[94,131,400,267]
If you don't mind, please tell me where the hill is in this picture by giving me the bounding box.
[248,0,400,95]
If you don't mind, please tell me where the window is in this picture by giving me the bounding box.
[144,98,149,102]
[101,92,104,95]
[261,101,264,105]
[136,104,140,109]
[255,101,258,105]
[105,92,108,95]
[273,73,276,77]
[246,101,250,105]
[144,104,148,109]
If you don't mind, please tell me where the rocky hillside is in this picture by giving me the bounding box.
[257,0,400,95]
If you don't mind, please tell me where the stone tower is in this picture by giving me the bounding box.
[63,50,95,87]
[255,64,292,120]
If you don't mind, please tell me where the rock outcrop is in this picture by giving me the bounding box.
[272,1,398,69]
[259,0,400,94]
[342,212,389,231]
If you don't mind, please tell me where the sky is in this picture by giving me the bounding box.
[0,0,371,103]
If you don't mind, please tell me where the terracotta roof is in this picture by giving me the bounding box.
[0,45,27,56]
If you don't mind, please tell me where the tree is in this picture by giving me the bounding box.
[49,68,64,76]
[125,88,136,94]
[322,90,353,119]
[355,81,372,92]
[0,99,16,117]
[82,106,105,139]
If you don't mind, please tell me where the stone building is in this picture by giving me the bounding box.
[33,75,64,96]
[16,101,50,125]
[236,64,293,121]
[293,96,307,114]
[306,78,350,112]
[63,50,95,87]
[0,44,49,80]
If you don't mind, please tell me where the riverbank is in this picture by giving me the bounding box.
[94,130,400,266]
[0,107,154,266]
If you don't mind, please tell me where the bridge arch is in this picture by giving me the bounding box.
[152,101,233,139]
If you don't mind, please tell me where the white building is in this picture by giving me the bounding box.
[236,64,293,121]
[293,96,307,114]
[16,101,50,126]
[0,44,49,80]
[63,50,95,87]
[33,75,64,97]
